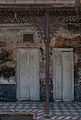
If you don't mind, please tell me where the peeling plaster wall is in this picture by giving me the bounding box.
[40,26,81,101]
[0,23,81,101]
[0,24,41,83]
[50,27,81,101]
[0,24,41,101]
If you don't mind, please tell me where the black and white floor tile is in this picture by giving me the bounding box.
[0,102,81,119]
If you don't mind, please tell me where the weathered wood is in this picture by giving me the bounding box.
[17,49,30,100]
[53,51,62,101]
[62,51,74,101]
[53,48,74,101]
[29,48,40,100]
[17,48,39,100]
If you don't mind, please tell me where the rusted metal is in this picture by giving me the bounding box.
[44,11,50,117]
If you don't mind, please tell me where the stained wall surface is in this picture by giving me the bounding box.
[0,22,81,101]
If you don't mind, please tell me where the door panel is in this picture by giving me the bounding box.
[29,49,39,100]
[18,49,30,100]
[53,51,62,100]
[62,52,74,101]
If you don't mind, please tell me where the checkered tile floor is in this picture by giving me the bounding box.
[0,102,81,119]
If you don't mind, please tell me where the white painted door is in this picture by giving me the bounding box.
[53,51,62,101]
[62,51,74,101]
[29,49,40,100]
[17,48,40,100]
[53,48,74,101]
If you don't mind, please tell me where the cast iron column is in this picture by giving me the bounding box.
[45,11,50,118]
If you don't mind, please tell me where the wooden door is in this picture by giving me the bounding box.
[53,51,62,101]
[53,48,74,101]
[29,49,40,100]
[62,51,74,101]
[17,48,39,100]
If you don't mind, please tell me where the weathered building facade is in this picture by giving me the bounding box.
[0,0,81,102]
